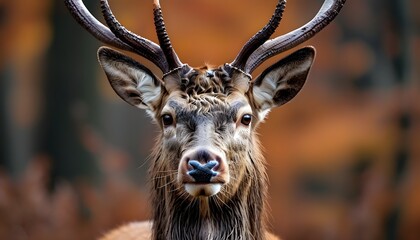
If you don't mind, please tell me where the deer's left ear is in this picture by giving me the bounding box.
[251,46,315,113]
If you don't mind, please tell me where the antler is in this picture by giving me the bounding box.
[230,0,286,71]
[152,0,183,71]
[230,0,346,74]
[64,0,183,73]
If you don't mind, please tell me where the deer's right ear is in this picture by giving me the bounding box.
[98,47,162,110]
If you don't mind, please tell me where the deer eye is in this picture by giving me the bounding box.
[162,114,174,127]
[240,114,252,126]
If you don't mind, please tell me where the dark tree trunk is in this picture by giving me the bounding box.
[38,0,100,188]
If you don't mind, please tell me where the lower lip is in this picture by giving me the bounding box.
[184,183,222,197]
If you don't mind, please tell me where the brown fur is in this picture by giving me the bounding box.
[64,0,344,238]
[101,221,280,240]
[98,46,315,240]
[147,68,269,239]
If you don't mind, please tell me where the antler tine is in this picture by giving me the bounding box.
[66,0,178,73]
[100,0,169,72]
[153,0,184,71]
[245,0,346,74]
[64,0,136,52]
[230,0,286,70]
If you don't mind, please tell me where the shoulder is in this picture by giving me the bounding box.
[99,221,152,240]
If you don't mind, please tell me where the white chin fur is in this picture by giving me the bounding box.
[184,183,221,197]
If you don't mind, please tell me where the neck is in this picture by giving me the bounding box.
[149,147,268,240]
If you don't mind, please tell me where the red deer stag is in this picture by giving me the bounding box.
[65,0,346,239]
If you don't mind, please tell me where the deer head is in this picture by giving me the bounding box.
[66,0,346,238]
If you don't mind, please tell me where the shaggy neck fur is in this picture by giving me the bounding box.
[149,137,268,240]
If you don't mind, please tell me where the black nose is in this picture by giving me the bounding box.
[188,160,218,183]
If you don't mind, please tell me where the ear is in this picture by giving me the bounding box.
[251,46,315,114]
[97,46,162,110]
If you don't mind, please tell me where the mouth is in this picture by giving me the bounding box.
[184,183,222,197]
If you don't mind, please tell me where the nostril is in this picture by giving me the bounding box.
[196,150,211,162]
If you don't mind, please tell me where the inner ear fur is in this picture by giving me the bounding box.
[97,46,162,109]
[251,46,316,111]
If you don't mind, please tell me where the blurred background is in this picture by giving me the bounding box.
[0,0,419,239]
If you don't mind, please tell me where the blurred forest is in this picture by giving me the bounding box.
[0,0,419,239]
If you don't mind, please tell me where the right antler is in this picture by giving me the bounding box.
[64,0,183,74]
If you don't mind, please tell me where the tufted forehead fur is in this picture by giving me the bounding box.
[161,63,252,100]
[167,66,236,111]
[180,66,235,95]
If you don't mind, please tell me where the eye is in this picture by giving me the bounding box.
[240,114,252,126]
[162,114,174,127]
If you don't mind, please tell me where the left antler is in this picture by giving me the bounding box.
[230,0,286,71]
[230,0,346,74]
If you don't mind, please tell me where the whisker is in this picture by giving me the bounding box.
[169,184,184,193]
[155,169,178,174]
[216,192,233,211]
[152,173,177,180]
[178,192,191,206]
[212,195,224,210]
[156,177,177,189]
[137,154,153,169]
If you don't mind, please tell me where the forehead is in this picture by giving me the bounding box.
[163,66,250,111]
[166,95,247,112]
[179,66,235,96]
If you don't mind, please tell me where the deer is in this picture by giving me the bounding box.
[65,0,346,239]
